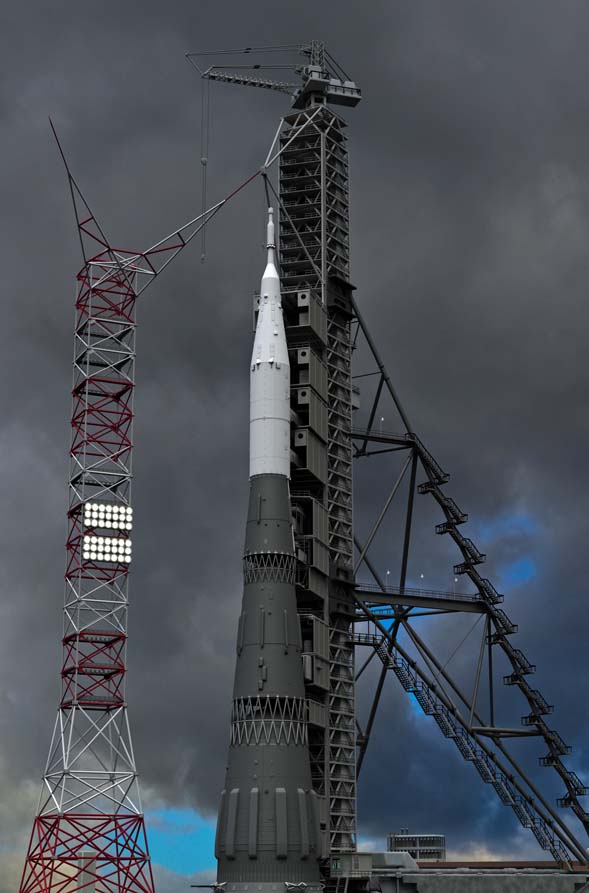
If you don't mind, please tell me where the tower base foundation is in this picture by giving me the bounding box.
[329,853,589,893]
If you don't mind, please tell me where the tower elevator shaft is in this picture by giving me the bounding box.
[279,104,357,856]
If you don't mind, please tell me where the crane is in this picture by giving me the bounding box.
[186,40,361,108]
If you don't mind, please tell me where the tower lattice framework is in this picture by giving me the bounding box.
[19,147,225,893]
[19,199,154,893]
[278,104,357,856]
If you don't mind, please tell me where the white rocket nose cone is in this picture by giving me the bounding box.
[249,208,290,479]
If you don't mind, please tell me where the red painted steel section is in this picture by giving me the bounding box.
[20,212,155,893]
[21,816,153,893]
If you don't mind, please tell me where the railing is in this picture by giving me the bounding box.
[355,582,482,604]
[350,426,413,445]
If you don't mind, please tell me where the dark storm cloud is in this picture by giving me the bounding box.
[1,0,589,884]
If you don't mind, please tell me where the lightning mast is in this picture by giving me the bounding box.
[18,134,253,893]
[19,170,156,893]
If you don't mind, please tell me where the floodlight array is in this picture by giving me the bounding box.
[83,502,133,530]
[82,535,132,564]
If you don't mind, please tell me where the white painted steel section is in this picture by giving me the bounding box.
[250,208,290,479]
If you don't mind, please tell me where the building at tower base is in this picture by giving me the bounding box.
[329,852,589,892]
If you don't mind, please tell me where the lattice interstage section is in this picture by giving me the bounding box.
[231,696,308,746]
[243,551,297,584]
[20,243,154,893]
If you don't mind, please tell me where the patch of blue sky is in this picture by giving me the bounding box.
[147,807,216,876]
[357,835,379,852]
[472,511,538,543]
[469,511,539,589]
[499,555,537,587]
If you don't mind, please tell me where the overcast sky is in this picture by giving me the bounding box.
[1,1,589,889]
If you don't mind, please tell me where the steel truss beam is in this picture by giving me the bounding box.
[264,86,588,865]
[278,103,358,856]
[349,297,589,866]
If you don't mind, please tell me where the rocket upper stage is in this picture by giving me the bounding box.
[249,208,290,479]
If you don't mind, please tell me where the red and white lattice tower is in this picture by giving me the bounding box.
[19,132,257,893]
[19,185,156,893]
[16,112,264,892]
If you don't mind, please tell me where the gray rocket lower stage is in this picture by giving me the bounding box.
[215,474,322,893]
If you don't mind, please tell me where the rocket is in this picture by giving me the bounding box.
[215,209,322,893]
